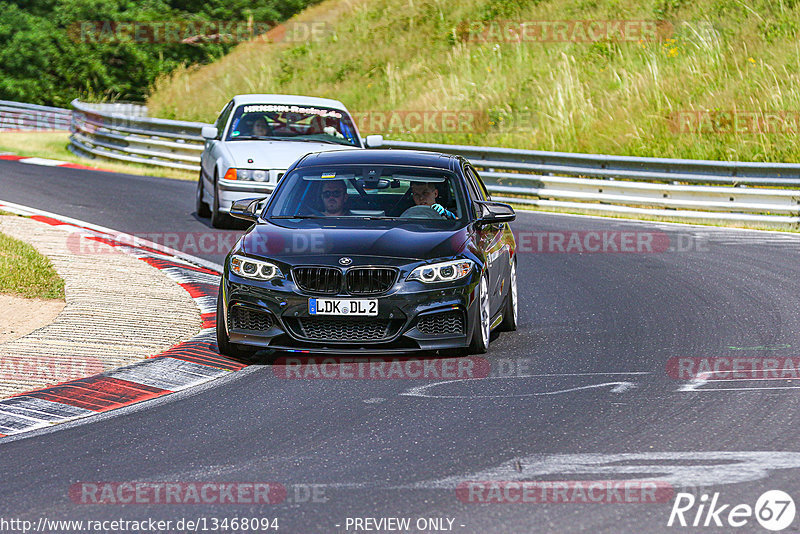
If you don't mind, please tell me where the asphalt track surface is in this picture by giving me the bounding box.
[2,158,800,533]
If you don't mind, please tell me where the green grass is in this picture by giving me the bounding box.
[148,0,800,163]
[0,230,65,299]
[0,131,196,181]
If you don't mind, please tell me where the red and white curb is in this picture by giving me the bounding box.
[0,153,114,172]
[0,200,245,438]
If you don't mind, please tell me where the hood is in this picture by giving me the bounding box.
[241,221,471,262]
[222,141,360,169]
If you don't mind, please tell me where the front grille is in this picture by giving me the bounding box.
[291,317,395,341]
[346,267,397,295]
[416,310,464,335]
[229,305,274,332]
[293,267,342,294]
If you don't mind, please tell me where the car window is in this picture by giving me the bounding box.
[214,101,234,139]
[466,165,490,201]
[224,104,360,147]
[462,165,481,201]
[266,165,467,224]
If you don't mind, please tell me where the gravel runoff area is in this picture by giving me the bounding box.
[0,215,202,398]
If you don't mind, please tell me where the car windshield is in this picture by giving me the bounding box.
[265,165,467,225]
[225,103,360,147]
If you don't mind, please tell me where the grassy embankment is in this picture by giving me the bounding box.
[0,218,64,299]
[148,0,800,164]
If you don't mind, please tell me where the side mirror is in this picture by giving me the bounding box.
[474,201,516,225]
[230,197,267,222]
[201,126,218,140]
[364,134,383,148]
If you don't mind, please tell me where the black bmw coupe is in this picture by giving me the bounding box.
[216,149,518,356]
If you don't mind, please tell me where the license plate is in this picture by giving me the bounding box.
[309,298,378,316]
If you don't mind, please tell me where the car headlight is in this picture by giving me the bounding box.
[230,255,283,281]
[223,168,270,182]
[407,259,473,283]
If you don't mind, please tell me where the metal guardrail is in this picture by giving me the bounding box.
[1,98,787,227]
[77,101,149,117]
[371,139,800,227]
[69,99,209,171]
[0,100,71,131]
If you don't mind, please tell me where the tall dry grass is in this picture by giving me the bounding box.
[148,0,800,162]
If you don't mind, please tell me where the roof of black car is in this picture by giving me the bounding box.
[296,149,458,170]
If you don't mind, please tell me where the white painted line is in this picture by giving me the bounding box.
[690,385,800,392]
[401,451,800,490]
[0,413,51,434]
[19,157,69,166]
[107,357,228,391]
[161,267,220,286]
[677,368,800,392]
[401,374,643,399]
[194,296,218,314]
[0,397,93,421]
[678,376,709,392]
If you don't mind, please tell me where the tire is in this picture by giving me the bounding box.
[196,172,211,218]
[216,284,256,360]
[466,273,491,354]
[210,173,230,229]
[500,258,518,332]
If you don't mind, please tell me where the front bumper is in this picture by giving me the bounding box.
[220,273,479,354]
[217,177,280,212]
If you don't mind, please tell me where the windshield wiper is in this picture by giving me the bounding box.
[271,215,395,220]
[230,135,284,141]
[288,138,344,145]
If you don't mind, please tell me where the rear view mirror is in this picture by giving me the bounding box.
[364,134,384,148]
[358,178,391,190]
[230,197,267,222]
[201,126,218,139]
[474,201,516,225]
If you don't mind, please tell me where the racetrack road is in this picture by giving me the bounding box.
[2,159,800,533]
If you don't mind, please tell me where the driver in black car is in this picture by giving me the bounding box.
[410,182,456,219]
[321,180,351,216]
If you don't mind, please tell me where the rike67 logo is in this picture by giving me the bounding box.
[668,490,796,531]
